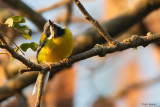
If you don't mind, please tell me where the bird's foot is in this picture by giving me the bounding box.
[62,58,69,63]
[42,62,52,70]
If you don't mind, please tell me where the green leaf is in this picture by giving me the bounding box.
[5,16,25,27]
[19,25,32,40]
[20,42,38,52]
[22,34,31,40]
[5,16,32,40]
[5,18,13,27]
[11,16,25,23]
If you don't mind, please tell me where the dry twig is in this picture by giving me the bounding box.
[37,0,71,13]
[35,71,46,107]
[73,0,117,45]
[64,0,73,26]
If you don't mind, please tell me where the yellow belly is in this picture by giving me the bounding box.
[37,28,73,64]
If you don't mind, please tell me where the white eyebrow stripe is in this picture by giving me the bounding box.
[48,26,54,39]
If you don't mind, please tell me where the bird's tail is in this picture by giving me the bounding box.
[32,71,50,95]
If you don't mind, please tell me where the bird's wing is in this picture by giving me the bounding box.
[36,37,47,59]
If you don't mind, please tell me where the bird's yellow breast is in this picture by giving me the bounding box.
[37,28,73,64]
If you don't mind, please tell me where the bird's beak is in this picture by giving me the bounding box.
[49,19,53,26]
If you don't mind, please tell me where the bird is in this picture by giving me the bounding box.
[32,20,73,95]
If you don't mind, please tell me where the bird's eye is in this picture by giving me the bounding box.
[45,27,51,37]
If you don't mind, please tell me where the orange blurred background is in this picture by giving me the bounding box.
[0,0,160,107]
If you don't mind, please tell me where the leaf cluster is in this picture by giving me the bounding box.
[4,16,39,53]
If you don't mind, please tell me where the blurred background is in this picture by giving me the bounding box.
[0,0,160,107]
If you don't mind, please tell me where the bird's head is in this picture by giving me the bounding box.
[43,20,65,39]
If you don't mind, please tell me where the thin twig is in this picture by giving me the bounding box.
[0,30,25,55]
[19,68,38,74]
[64,0,73,26]
[36,0,71,13]
[35,70,46,107]
[0,32,8,45]
[73,0,117,45]
[0,37,43,71]
[0,52,8,54]
[55,14,87,23]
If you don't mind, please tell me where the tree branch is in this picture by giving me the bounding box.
[1,32,160,101]
[0,72,38,102]
[44,33,160,74]
[0,32,43,71]
[64,0,73,26]
[35,71,46,107]
[73,0,116,45]
[36,0,71,13]
[0,31,8,45]
[72,0,160,55]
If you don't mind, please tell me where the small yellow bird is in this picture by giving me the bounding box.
[32,20,73,95]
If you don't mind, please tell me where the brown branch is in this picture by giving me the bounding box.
[55,14,87,23]
[19,68,37,74]
[0,72,38,102]
[64,0,73,26]
[1,31,160,93]
[3,0,46,31]
[0,32,8,45]
[0,32,43,71]
[46,33,160,74]
[0,31,28,106]
[0,30,25,55]
[0,32,160,101]
[72,0,160,55]
[0,44,43,70]
[36,0,71,13]
[73,0,116,45]
[35,71,46,107]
